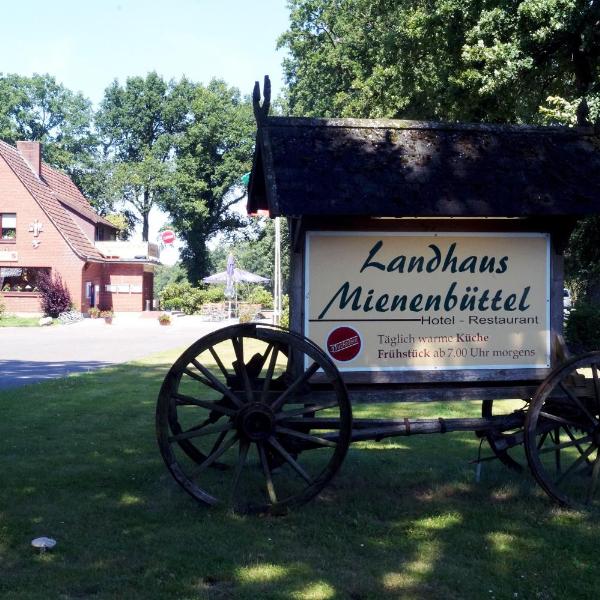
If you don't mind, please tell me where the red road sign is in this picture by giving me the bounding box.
[161,230,175,245]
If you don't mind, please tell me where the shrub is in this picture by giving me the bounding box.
[202,286,226,304]
[565,301,600,352]
[88,307,100,318]
[37,272,72,318]
[159,281,193,310]
[245,286,273,309]
[238,308,254,323]
[0,293,5,319]
[159,282,226,314]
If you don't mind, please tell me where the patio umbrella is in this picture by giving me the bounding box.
[203,264,269,319]
[225,254,235,299]
[203,268,270,284]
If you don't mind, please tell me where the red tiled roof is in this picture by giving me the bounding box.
[40,164,116,228]
[0,140,108,261]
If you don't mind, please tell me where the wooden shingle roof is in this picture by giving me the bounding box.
[248,117,600,218]
[0,140,111,261]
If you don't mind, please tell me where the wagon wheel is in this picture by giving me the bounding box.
[481,400,527,472]
[525,352,600,510]
[156,323,352,514]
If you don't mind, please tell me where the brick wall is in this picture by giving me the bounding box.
[1,292,43,313]
[102,263,146,312]
[81,261,104,312]
[0,156,84,313]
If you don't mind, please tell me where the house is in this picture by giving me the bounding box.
[0,140,158,315]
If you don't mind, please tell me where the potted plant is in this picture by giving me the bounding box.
[158,312,172,326]
[100,309,113,324]
[88,307,100,319]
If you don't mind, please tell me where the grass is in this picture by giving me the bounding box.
[1,346,600,599]
[0,314,41,327]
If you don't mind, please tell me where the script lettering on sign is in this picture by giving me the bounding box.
[304,232,551,372]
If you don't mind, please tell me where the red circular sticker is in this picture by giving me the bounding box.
[326,326,362,362]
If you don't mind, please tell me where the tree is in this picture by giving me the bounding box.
[164,79,255,283]
[280,0,600,307]
[0,73,103,201]
[96,73,193,241]
[279,0,600,123]
[153,262,188,297]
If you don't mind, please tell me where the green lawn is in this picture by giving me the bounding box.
[0,314,41,327]
[1,347,599,599]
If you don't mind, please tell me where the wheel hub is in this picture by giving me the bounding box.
[237,403,275,441]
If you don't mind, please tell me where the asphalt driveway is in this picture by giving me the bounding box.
[0,315,227,389]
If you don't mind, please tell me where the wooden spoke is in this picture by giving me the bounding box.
[257,441,277,504]
[555,443,597,486]
[231,440,250,502]
[539,411,582,429]
[275,426,338,448]
[537,430,549,450]
[256,343,275,374]
[169,421,233,443]
[585,451,600,504]
[271,361,320,413]
[260,344,279,404]
[268,436,313,484]
[209,346,229,379]
[190,433,239,477]
[562,425,595,463]
[183,368,211,386]
[209,429,229,457]
[172,392,236,416]
[537,434,593,455]
[190,358,243,408]
[276,400,340,421]
[525,351,600,510]
[156,323,351,513]
[592,364,600,415]
[231,336,254,403]
[553,428,561,473]
[559,382,599,427]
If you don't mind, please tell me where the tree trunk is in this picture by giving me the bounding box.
[142,190,150,242]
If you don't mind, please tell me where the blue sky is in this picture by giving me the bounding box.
[1,0,290,105]
[1,0,291,260]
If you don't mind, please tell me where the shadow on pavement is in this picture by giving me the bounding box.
[0,359,114,389]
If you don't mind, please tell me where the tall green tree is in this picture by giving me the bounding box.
[96,72,193,240]
[0,73,102,201]
[280,0,600,123]
[280,0,600,307]
[164,79,255,283]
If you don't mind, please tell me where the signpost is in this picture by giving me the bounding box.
[305,231,550,372]
[154,81,600,514]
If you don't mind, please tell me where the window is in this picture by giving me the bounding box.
[0,267,49,292]
[1,213,16,241]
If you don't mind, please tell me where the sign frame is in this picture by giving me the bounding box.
[304,230,552,373]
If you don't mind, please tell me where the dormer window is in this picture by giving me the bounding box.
[1,213,16,241]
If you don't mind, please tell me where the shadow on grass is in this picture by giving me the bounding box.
[0,363,599,599]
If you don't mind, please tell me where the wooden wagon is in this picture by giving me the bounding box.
[156,79,600,514]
